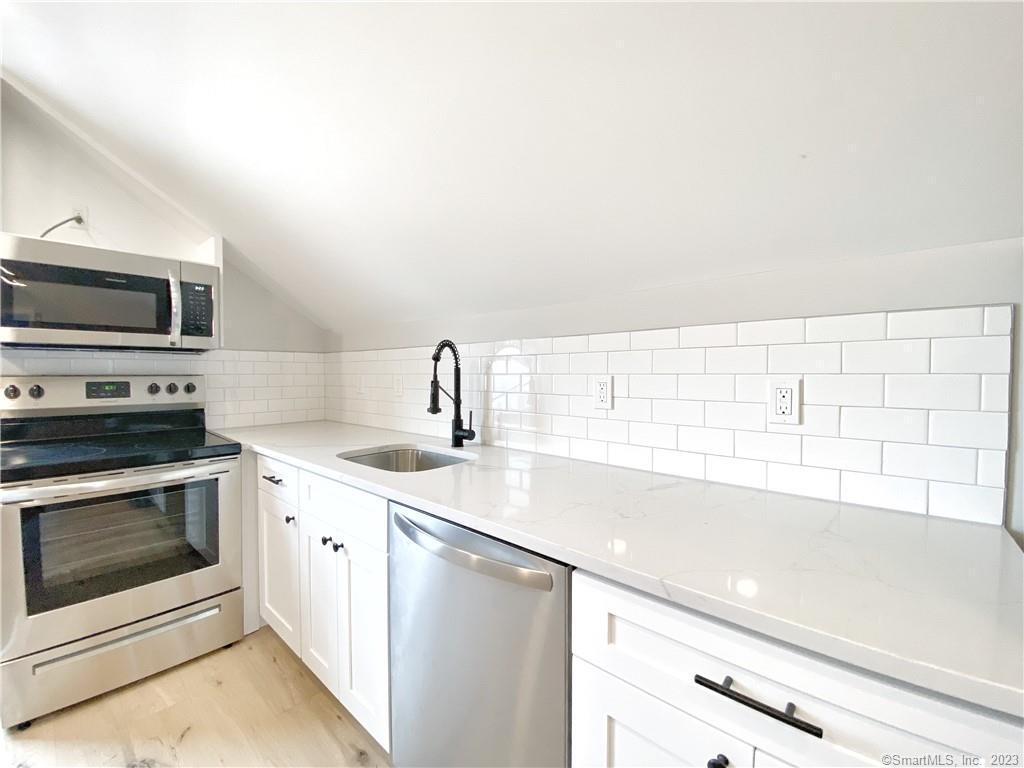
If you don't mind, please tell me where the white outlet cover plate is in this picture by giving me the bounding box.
[594,375,612,410]
[768,376,801,425]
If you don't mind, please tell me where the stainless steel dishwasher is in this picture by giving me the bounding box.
[389,502,569,768]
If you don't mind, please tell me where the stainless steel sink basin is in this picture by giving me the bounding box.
[338,445,472,472]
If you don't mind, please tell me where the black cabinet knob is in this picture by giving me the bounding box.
[332,542,344,552]
[147,383,161,395]
[166,382,179,394]
[184,382,197,394]
[4,384,20,400]
[321,536,333,547]
[284,515,295,524]
[28,385,44,399]
[707,755,729,768]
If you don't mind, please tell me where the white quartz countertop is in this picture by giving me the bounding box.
[219,420,1024,718]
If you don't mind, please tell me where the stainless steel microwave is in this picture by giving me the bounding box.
[0,233,219,351]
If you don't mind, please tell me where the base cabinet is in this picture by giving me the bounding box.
[573,656,754,768]
[256,455,391,752]
[257,490,300,654]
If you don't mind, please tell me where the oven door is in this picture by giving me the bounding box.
[0,235,181,349]
[0,458,240,661]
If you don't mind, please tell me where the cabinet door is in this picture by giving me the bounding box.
[336,536,390,749]
[573,657,754,768]
[299,515,340,695]
[257,491,300,653]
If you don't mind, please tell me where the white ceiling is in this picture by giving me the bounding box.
[2,2,1021,337]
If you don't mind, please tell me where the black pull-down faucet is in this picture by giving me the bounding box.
[428,339,476,448]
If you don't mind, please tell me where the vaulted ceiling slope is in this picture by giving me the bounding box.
[2,2,1021,339]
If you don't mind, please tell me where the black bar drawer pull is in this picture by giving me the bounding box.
[261,475,284,486]
[694,674,823,739]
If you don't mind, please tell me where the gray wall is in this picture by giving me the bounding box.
[221,242,331,352]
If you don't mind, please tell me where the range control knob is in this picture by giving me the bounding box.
[166,382,179,395]
[147,382,161,395]
[28,385,44,399]
[183,382,197,394]
[4,384,20,400]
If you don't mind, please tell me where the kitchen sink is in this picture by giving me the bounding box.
[338,445,472,472]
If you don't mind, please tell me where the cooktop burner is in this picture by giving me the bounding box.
[1,410,241,484]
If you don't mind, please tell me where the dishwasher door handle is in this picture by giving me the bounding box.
[393,511,553,592]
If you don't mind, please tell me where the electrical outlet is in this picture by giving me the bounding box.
[393,375,404,397]
[594,375,613,410]
[71,207,89,229]
[768,376,801,425]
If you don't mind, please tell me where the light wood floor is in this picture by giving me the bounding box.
[2,627,391,768]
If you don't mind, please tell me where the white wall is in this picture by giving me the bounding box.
[0,79,331,353]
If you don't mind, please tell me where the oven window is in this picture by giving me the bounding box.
[0,260,172,334]
[20,479,219,615]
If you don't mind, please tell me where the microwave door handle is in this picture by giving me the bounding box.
[169,269,182,347]
[0,465,230,505]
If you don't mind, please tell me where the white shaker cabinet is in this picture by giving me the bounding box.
[256,488,301,654]
[573,655,754,768]
[298,511,342,694]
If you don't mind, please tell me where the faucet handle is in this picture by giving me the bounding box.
[468,410,473,432]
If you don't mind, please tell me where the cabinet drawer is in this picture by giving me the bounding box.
[572,572,1019,765]
[573,656,754,768]
[300,470,387,550]
[257,455,299,507]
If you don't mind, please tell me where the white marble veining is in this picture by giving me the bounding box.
[219,420,1024,718]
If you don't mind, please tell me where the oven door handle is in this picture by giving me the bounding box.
[0,464,232,505]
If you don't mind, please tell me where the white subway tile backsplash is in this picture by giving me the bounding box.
[766,405,840,437]
[588,332,630,352]
[884,374,979,410]
[841,472,928,515]
[804,375,884,406]
[679,322,736,348]
[738,318,804,345]
[608,351,652,374]
[981,375,1010,411]
[930,336,1011,373]
[842,339,929,373]
[769,343,841,374]
[978,450,1006,488]
[706,345,767,374]
[629,421,677,449]
[805,312,886,342]
[652,348,704,374]
[630,328,679,349]
[983,305,1012,336]
[651,399,704,426]
[767,463,839,501]
[706,455,766,489]
[883,443,977,483]
[803,436,881,473]
[569,352,607,374]
[887,307,984,339]
[678,374,734,401]
[840,407,928,443]
[928,410,1008,450]
[734,431,801,464]
[652,448,705,479]
[608,443,652,471]
[629,374,677,399]
[705,401,765,431]
[928,482,1004,525]
[678,425,734,456]
[308,302,1010,522]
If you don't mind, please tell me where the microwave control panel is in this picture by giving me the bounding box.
[181,282,214,337]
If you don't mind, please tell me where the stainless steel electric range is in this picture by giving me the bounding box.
[0,375,243,728]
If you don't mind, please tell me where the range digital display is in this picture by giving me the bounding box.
[85,381,131,399]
